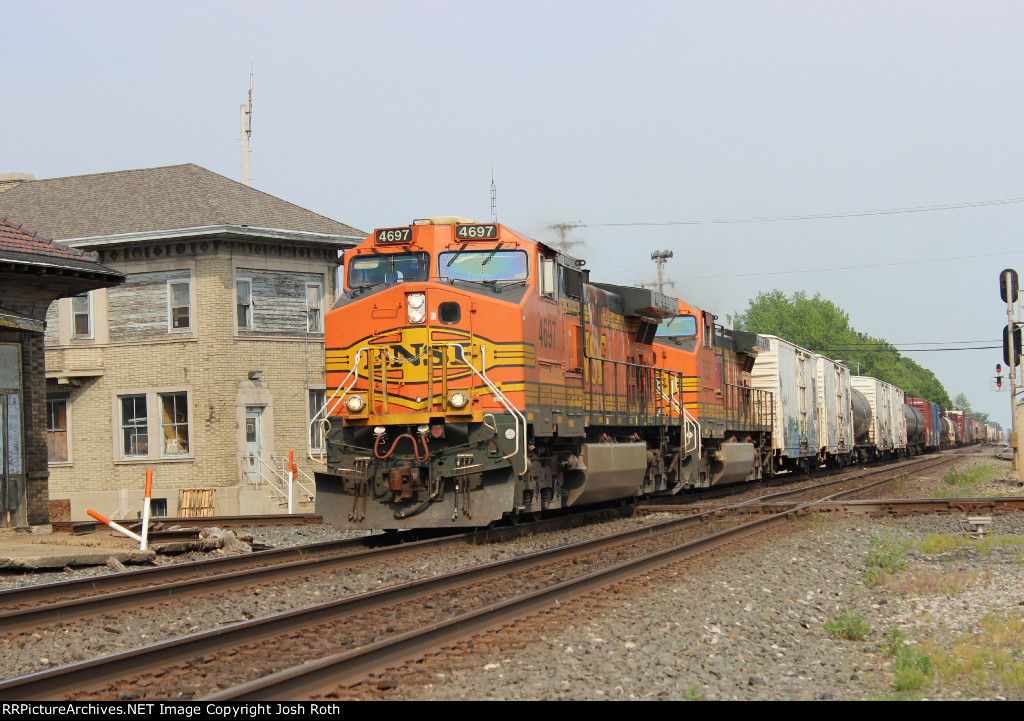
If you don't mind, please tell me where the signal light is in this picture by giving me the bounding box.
[996,376,1003,389]
[997,363,1002,374]
[1005,324,1022,367]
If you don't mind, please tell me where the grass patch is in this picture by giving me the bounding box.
[888,569,980,596]
[823,606,871,641]
[883,627,933,694]
[927,613,1024,696]
[916,533,1024,556]
[930,464,1005,498]
[862,534,908,585]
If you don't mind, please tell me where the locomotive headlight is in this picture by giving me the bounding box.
[448,390,469,409]
[407,293,426,324]
[345,394,366,413]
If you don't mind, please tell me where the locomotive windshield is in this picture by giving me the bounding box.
[347,252,430,288]
[439,249,529,282]
[656,315,698,337]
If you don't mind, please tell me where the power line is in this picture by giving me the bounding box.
[581,196,1024,228]
[811,346,1000,353]
[684,249,1024,280]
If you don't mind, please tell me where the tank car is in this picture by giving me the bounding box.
[313,217,773,530]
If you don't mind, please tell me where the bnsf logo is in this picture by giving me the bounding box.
[388,343,469,367]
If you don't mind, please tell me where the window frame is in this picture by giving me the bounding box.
[167,280,192,333]
[236,278,253,330]
[119,394,149,459]
[308,388,327,452]
[305,282,323,333]
[114,388,193,463]
[71,293,92,339]
[159,391,190,457]
[46,395,70,463]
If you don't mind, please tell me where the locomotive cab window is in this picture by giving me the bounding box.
[656,315,698,337]
[558,266,583,299]
[439,249,529,282]
[347,252,430,289]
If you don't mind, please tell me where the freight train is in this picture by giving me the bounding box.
[312,217,991,530]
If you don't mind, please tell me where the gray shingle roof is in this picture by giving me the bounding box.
[0,164,365,241]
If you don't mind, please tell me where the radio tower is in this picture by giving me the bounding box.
[639,250,674,293]
[240,68,253,186]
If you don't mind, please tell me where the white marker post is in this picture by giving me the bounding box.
[87,509,144,544]
[288,449,295,515]
[141,469,153,551]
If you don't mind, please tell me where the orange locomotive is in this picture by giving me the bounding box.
[314,217,773,529]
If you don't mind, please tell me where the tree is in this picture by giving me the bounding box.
[732,290,952,408]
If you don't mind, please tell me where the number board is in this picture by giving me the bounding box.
[455,224,498,240]
[376,227,413,244]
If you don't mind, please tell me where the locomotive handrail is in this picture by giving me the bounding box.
[653,373,701,459]
[447,343,529,476]
[308,347,367,466]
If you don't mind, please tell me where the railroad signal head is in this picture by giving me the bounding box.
[997,363,1002,374]
[1001,269,1019,304]
[996,375,1003,389]
[1005,324,1022,367]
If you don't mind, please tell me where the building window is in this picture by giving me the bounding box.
[237,279,252,330]
[306,282,323,332]
[169,281,191,331]
[46,396,68,462]
[160,392,190,456]
[120,395,148,458]
[72,293,92,339]
[309,389,326,451]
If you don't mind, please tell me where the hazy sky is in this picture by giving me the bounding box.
[5,0,1022,427]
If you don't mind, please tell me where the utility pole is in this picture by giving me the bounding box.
[1000,269,1022,484]
[639,250,674,294]
[241,69,253,186]
[549,222,584,255]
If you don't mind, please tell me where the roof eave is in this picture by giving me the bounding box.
[60,224,364,249]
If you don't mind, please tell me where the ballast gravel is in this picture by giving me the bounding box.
[1,454,1021,701]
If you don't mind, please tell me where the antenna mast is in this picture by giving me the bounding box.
[490,166,497,222]
[240,68,253,186]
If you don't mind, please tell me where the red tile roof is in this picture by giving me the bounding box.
[0,216,122,277]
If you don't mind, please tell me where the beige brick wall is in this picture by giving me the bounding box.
[46,244,334,520]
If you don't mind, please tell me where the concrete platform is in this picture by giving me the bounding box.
[0,528,222,571]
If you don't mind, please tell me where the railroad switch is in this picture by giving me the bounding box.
[961,516,993,539]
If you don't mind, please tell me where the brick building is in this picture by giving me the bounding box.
[0,164,364,520]
[0,215,123,528]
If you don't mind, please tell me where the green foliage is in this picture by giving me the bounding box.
[823,606,871,641]
[884,627,933,693]
[731,290,952,408]
[862,534,908,585]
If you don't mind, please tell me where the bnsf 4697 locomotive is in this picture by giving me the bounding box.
[313,217,780,530]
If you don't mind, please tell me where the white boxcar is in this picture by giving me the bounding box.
[750,335,818,466]
[814,355,853,463]
[850,376,907,454]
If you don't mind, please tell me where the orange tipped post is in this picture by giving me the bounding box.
[88,508,144,544]
[141,469,153,551]
[287,450,295,514]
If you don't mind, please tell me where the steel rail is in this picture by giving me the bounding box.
[0,454,978,699]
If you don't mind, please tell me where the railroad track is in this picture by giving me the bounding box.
[0,453,984,701]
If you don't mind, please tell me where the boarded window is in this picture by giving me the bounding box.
[160,392,189,456]
[241,270,325,335]
[46,397,68,462]
[108,270,191,341]
[120,395,148,457]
